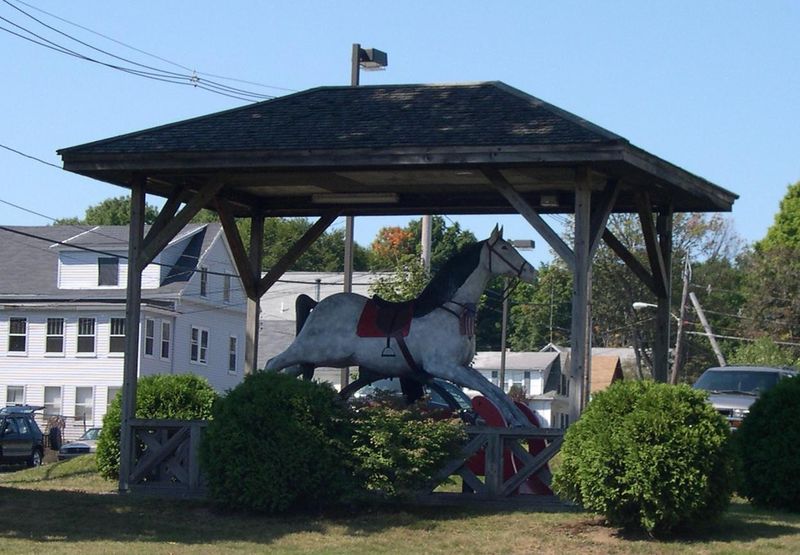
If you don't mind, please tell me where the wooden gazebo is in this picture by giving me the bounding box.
[59,81,737,492]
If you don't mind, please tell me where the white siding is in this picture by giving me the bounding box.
[2,227,246,440]
[58,250,161,290]
[170,298,244,393]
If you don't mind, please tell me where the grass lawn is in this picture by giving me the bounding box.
[2,456,800,554]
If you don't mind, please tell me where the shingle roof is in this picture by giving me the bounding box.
[60,82,623,156]
[0,223,218,301]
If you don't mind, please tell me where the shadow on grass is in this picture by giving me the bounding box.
[2,483,799,549]
[605,502,800,545]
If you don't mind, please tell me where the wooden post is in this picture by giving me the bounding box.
[119,177,146,492]
[690,292,727,366]
[570,184,592,421]
[245,213,264,374]
[653,209,673,382]
[670,258,691,384]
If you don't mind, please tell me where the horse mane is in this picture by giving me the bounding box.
[413,240,485,317]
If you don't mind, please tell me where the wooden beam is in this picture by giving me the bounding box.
[653,206,674,382]
[245,213,264,374]
[602,229,659,296]
[138,181,224,268]
[119,176,146,493]
[145,186,192,244]
[636,192,668,298]
[215,198,257,299]
[257,209,339,296]
[482,167,575,271]
[569,184,591,422]
[588,179,619,260]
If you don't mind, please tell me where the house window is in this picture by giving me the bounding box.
[223,275,231,303]
[46,318,65,353]
[5,385,24,407]
[8,317,27,352]
[491,370,499,387]
[109,318,126,353]
[98,257,120,286]
[75,387,94,422]
[228,336,238,373]
[559,373,569,397]
[160,321,171,359]
[107,386,121,408]
[144,319,155,356]
[44,386,62,416]
[77,318,96,353]
[199,267,208,297]
[190,326,209,364]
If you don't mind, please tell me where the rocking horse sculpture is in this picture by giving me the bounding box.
[265,226,536,427]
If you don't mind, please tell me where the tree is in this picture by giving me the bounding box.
[580,213,743,379]
[368,216,476,272]
[728,337,799,368]
[738,180,800,355]
[55,195,160,225]
[758,180,800,251]
[508,262,572,350]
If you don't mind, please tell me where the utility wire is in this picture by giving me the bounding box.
[0,7,271,102]
[0,143,61,170]
[10,0,295,93]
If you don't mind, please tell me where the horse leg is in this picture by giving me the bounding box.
[430,363,530,427]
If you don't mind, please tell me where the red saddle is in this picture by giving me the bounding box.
[356,296,414,338]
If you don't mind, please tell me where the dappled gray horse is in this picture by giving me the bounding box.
[265,226,535,426]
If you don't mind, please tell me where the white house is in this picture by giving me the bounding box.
[0,223,245,440]
[470,351,569,428]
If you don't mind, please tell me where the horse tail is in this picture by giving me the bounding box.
[295,294,318,336]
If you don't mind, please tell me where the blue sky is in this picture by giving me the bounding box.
[1,1,798,266]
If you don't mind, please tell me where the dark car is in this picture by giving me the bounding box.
[693,366,797,429]
[0,405,45,467]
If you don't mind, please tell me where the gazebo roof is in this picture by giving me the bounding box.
[59,81,737,217]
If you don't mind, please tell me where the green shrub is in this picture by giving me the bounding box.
[349,400,466,499]
[552,380,734,534]
[96,374,217,480]
[736,375,800,510]
[200,372,355,513]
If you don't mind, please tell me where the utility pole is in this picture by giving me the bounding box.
[499,277,510,392]
[669,258,691,384]
[689,291,727,367]
[421,215,432,273]
[343,44,388,390]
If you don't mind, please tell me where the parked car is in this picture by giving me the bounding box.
[692,366,797,428]
[0,405,45,467]
[58,427,102,461]
[353,377,475,415]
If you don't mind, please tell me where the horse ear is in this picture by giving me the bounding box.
[490,224,501,240]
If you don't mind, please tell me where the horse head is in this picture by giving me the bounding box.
[484,225,536,284]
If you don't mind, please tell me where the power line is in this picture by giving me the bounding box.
[10,0,295,93]
[0,4,273,102]
[0,143,61,170]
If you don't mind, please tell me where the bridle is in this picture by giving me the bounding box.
[486,236,533,280]
[440,237,533,318]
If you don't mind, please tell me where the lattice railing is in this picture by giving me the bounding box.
[126,419,207,496]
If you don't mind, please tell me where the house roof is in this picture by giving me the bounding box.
[0,223,219,302]
[59,81,737,218]
[590,355,624,394]
[471,351,560,372]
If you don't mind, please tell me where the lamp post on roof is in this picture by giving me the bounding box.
[499,240,535,392]
[341,44,388,390]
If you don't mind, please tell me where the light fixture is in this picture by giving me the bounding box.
[311,192,399,204]
[540,194,559,208]
[358,47,388,70]
[509,239,535,250]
